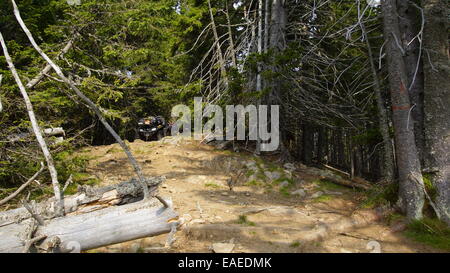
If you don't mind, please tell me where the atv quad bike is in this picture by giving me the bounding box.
[136,116,169,141]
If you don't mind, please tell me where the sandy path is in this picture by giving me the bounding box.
[78,137,439,253]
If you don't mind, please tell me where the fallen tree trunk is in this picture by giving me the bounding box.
[0,198,177,253]
[0,176,166,226]
[321,176,372,191]
[300,165,372,190]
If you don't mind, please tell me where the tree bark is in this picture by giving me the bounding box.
[0,176,165,226]
[302,123,314,164]
[225,1,237,67]
[0,31,64,217]
[0,199,177,253]
[422,0,450,225]
[381,0,424,220]
[398,0,426,164]
[207,0,228,84]
[255,0,264,155]
[317,126,327,164]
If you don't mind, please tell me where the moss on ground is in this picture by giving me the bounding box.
[404,218,450,251]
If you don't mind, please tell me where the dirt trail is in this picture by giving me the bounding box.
[77,137,439,253]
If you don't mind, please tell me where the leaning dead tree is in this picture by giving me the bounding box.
[186,0,255,104]
[0,31,64,217]
[10,0,167,207]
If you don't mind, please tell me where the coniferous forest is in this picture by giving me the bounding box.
[0,0,449,255]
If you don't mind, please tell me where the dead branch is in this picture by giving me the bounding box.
[62,175,73,193]
[0,31,64,217]
[25,40,73,89]
[0,162,45,206]
[22,201,45,226]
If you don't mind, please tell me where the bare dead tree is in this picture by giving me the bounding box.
[10,0,168,205]
[357,1,395,182]
[0,32,64,216]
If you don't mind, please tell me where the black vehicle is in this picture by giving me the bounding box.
[136,116,169,141]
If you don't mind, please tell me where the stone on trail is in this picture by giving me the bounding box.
[324,190,343,195]
[283,163,296,171]
[291,188,307,197]
[181,213,192,223]
[212,243,235,253]
[264,171,281,181]
[311,191,324,198]
[191,219,206,225]
[279,181,290,188]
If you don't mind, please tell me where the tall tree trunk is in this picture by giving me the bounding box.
[398,0,426,164]
[207,0,229,87]
[255,0,264,155]
[264,0,270,52]
[225,1,237,67]
[268,0,291,159]
[336,129,345,168]
[302,123,314,165]
[360,20,395,182]
[381,0,424,220]
[317,126,327,164]
[0,32,63,216]
[422,0,450,225]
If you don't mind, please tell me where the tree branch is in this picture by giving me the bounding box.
[0,31,64,217]
[0,162,45,206]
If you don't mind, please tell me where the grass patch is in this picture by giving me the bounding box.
[106,147,121,154]
[256,171,267,181]
[266,162,283,172]
[221,150,236,156]
[133,149,147,155]
[205,182,220,188]
[404,218,450,251]
[237,215,256,226]
[244,180,264,187]
[312,194,333,203]
[422,174,437,199]
[359,183,397,209]
[386,212,405,225]
[274,177,294,186]
[279,186,291,197]
[245,169,255,177]
[289,241,301,248]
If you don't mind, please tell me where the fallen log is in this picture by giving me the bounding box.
[0,198,178,253]
[320,176,372,191]
[0,176,166,226]
[301,166,372,190]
